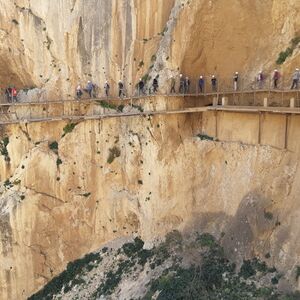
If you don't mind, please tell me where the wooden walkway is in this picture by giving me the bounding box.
[0,90,300,125]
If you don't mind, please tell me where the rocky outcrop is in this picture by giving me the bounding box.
[1,0,300,99]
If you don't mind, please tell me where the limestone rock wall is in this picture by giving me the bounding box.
[0,106,299,299]
[1,0,300,99]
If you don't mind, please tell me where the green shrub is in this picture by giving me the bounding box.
[49,141,58,151]
[239,258,268,279]
[264,210,273,220]
[96,100,117,110]
[132,104,144,112]
[296,266,300,281]
[122,237,144,257]
[62,123,76,137]
[165,230,183,247]
[276,36,300,64]
[29,252,102,300]
[81,192,91,198]
[197,134,214,141]
[107,146,121,164]
[0,137,10,161]
[56,158,62,166]
[4,179,13,188]
[197,233,216,248]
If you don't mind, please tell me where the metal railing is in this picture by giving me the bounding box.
[1,75,300,124]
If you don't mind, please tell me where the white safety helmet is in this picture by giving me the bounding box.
[275,69,278,72]
[296,68,299,71]
[212,75,215,78]
[139,78,142,81]
[180,74,183,77]
[235,72,239,74]
[200,75,203,79]
[88,80,91,83]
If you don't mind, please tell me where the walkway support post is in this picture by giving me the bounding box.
[290,98,295,108]
[222,97,228,106]
[213,97,218,106]
[263,98,268,107]
[284,114,289,150]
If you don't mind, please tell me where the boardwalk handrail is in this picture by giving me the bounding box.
[0,88,300,125]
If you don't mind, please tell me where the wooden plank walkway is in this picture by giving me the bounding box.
[208,106,300,115]
[1,90,300,125]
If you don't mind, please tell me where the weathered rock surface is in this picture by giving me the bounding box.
[1,0,300,98]
[0,106,299,299]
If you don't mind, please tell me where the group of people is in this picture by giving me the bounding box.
[4,68,299,103]
[75,68,300,100]
[175,68,300,94]
[3,87,18,102]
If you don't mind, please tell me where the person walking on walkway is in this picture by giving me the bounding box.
[233,72,239,91]
[104,81,110,97]
[184,76,191,94]
[211,75,217,92]
[152,76,159,94]
[5,87,11,102]
[138,78,145,96]
[170,76,176,94]
[179,74,185,94]
[118,80,124,98]
[198,76,205,93]
[76,84,83,99]
[257,71,264,89]
[291,68,300,89]
[86,80,94,98]
[11,87,17,102]
[273,69,280,89]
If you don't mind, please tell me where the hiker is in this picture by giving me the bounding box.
[257,71,264,89]
[104,81,110,97]
[118,80,125,98]
[179,74,185,94]
[85,80,94,98]
[291,68,300,90]
[184,77,190,94]
[138,78,145,96]
[198,76,205,93]
[5,87,11,102]
[11,87,17,102]
[76,84,83,99]
[170,76,176,94]
[233,72,239,91]
[211,75,217,92]
[273,69,280,89]
[152,76,159,93]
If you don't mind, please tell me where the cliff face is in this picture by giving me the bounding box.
[0,100,300,298]
[1,0,300,99]
[1,1,300,299]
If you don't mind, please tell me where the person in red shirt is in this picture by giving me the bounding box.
[11,87,17,102]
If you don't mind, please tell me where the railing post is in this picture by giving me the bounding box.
[213,97,218,106]
[29,102,32,120]
[290,97,295,108]
[222,97,228,106]
[263,97,268,107]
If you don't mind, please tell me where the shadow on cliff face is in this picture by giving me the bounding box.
[184,191,282,266]
[221,191,280,264]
